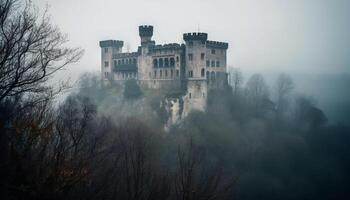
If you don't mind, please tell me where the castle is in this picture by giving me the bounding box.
[100,25,228,118]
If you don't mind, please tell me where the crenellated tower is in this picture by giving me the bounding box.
[182,33,209,116]
[99,40,124,81]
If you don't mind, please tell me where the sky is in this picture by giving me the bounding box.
[33,0,350,123]
[33,0,350,76]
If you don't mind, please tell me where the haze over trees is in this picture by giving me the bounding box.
[0,1,349,200]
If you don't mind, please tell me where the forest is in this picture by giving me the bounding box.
[1,0,349,200]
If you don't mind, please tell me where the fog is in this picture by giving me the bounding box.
[33,0,350,123]
[1,0,350,199]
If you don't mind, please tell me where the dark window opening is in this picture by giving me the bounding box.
[206,60,210,67]
[170,57,175,67]
[188,54,193,61]
[176,69,179,77]
[159,58,164,67]
[201,53,205,60]
[211,49,216,54]
[216,61,220,67]
[153,59,158,68]
[165,58,169,67]
[201,68,205,77]
[211,60,215,67]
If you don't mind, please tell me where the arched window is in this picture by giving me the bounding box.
[129,58,132,64]
[159,58,164,67]
[153,59,158,68]
[126,59,129,65]
[118,60,121,65]
[170,58,175,67]
[176,56,179,62]
[211,71,216,80]
[133,58,137,64]
[122,59,125,64]
[201,68,205,77]
[164,58,169,67]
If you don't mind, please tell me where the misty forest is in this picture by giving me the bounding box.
[0,1,349,200]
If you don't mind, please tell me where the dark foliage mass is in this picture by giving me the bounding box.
[1,1,350,200]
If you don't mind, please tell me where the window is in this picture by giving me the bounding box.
[104,61,109,67]
[122,59,125,64]
[164,58,169,67]
[176,69,179,77]
[211,49,216,54]
[211,60,215,67]
[154,70,157,78]
[216,61,220,67]
[170,58,175,67]
[189,93,192,99]
[104,72,109,78]
[176,56,179,62]
[206,71,209,80]
[159,58,164,67]
[188,54,193,61]
[118,60,121,65]
[133,58,137,64]
[160,70,163,78]
[201,68,205,77]
[114,60,117,67]
[104,48,108,53]
[171,69,174,77]
[149,72,151,78]
[188,70,193,78]
[165,70,168,77]
[153,59,158,68]
[188,41,193,47]
[206,60,210,67]
[211,71,216,80]
[201,53,205,60]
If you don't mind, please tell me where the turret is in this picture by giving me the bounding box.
[183,32,208,42]
[99,40,124,81]
[139,25,154,45]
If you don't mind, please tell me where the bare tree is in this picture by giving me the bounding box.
[0,0,83,102]
[274,73,294,118]
[228,67,243,97]
[245,73,271,117]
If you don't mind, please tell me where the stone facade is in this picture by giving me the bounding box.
[100,25,228,116]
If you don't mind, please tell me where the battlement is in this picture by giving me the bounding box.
[113,52,139,59]
[183,32,208,42]
[153,43,182,50]
[99,40,124,48]
[139,25,153,37]
[206,40,228,49]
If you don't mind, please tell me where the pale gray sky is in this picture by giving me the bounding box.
[34,0,350,79]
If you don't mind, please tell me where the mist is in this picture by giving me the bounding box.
[1,0,350,200]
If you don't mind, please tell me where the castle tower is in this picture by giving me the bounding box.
[182,33,209,116]
[99,40,124,81]
[183,33,208,80]
[138,25,155,84]
[139,25,154,46]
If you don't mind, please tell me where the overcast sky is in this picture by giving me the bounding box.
[33,0,350,78]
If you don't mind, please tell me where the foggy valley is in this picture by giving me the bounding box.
[0,0,349,200]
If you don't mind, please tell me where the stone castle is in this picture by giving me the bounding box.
[99,25,228,119]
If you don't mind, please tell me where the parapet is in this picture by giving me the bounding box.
[139,25,154,37]
[99,40,124,48]
[206,40,228,49]
[113,52,139,59]
[183,32,208,42]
